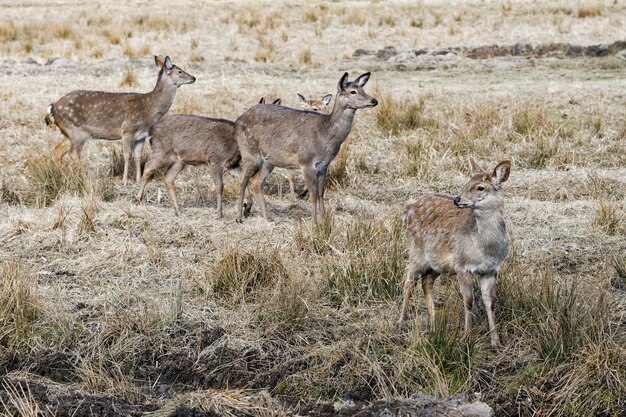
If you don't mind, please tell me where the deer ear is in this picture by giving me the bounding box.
[259,97,265,104]
[155,55,165,68]
[338,72,349,92]
[355,72,371,87]
[297,93,307,106]
[164,56,173,70]
[322,94,332,106]
[493,160,511,185]
[468,158,485,175]
[272,98,281,105]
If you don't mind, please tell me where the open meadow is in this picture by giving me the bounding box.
[0,0,625,415]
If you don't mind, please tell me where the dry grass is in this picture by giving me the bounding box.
[1,1,625,416]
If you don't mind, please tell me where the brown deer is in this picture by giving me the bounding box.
[45,56,195,186]
[234,72,377,224]
[397,159,511,348]
[297,93,332,113]
[135,114,252,218]
[285,93,333,198]
[259,97,282,105]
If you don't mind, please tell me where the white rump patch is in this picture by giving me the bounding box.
[47,105,55,124]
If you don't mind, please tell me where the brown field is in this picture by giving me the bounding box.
[0,1,625,416]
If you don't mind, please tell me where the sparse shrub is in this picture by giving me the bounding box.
[0,22,18,42]
[22,40,33,53]
[122,44,135,57]
[300,49,312,65]
[209,245,288,302]
[0,261,39,348]
[25,154,87,207]
[256,275,309,332]
[378,15,396,27]
[102,29,120,45]
[78,196,98,235]
[253,39,274,62]
[323,216,404,303]
[592,200,623,235]
[410,17,424,28]
[577,5,602,18]
[120,69,137,87]
[342,13,366,26]
[292,213,334,255]
[1,179,22,205]
[303,9,318,23]
[375,94,437,136]
[53,24,74,39]
[405,297,474,396]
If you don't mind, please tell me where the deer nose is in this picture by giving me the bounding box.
[190,76,197,83]
[371,98,378,106]
[453,196,461,206]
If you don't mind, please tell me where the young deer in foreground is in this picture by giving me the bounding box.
[234,72,377,224]
[46,56,195,186]
[398,159,511,348]
[135,114,252,218]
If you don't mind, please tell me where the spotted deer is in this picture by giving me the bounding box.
[135,114,252,218]
[45,56,195,186]
[234,72,377,224]
[398,159,511,348]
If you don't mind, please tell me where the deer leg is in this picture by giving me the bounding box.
[457,272,475,335]
[135,158,167,202]
[287,170,296,198]
[302,166,319,225]
[237,161,259,223]
[211,163,224,219]
[244,186,254,217]
[316,166,328,220]
[422,274,437,328]
[163,161,185,216]
[480,273,499,348]
[121,133,134,187]
[250,162,274,221]
[398,260,420,324]
[133,140,145,184]
[53,137,71,162]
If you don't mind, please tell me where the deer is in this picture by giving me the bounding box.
[259,97,282,105]
[45,56,196,186]
[297,93,332,113]
[397,159,511,348]
[283,93,334,198]
[234,72,377,224]
[135,114,253,218]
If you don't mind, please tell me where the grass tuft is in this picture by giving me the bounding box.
[209,245,289,302]
[592,200,623,235]
[375,94,438,136]
[25,155,87,207]
[323,216,404,303]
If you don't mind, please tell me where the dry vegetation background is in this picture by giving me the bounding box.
[0,0,625,416]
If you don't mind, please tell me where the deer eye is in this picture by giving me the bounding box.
[178,70,182,74]
[349,90,357,95]
[477,185,485,191]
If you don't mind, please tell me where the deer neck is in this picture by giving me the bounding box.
[471,205,507,247]
[144,73,177,121]
[324,100,356,149]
